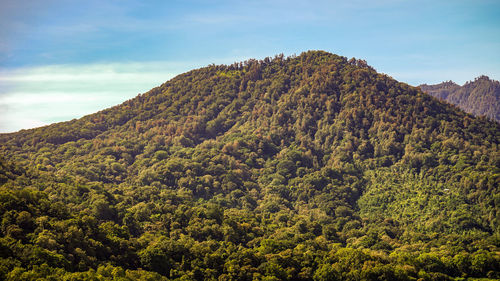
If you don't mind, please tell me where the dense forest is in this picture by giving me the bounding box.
[0,51,499,280]
[419,76,500,122]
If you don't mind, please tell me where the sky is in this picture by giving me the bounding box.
[1,0,499,133]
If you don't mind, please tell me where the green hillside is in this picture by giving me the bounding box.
[0,51,499,280]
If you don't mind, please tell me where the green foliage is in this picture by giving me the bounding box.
[0,51,499,280]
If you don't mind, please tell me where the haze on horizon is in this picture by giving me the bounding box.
[1,0,499,133]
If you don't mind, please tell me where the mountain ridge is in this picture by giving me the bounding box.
[419,75,500,122]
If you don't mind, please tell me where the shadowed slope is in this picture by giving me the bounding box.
[420,76,500,122]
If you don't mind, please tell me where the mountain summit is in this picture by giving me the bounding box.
[1,51,499,280]
[420,76,500,122]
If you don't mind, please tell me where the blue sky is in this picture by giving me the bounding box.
[1,0,499,132]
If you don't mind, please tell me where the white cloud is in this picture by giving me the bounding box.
[0,62,176,83]
[0,61,191,133]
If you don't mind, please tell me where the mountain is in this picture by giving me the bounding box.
[0,51,499,280]
[419,76,500,122]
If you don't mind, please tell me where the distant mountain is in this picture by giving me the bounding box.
[0,51,499,280]
[420,76,500,122]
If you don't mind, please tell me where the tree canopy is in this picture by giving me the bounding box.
[0,51,499,280]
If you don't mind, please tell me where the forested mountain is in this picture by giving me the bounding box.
[0,51,499,280]
[419,76,500,122]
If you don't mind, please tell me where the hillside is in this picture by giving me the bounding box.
[420,76,500,122]
[0,51,499,280]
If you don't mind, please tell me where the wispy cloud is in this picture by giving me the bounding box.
[0,61,189,133]
[0,63,172,83]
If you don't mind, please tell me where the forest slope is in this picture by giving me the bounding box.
[0,51,499,280]
[420,76,500,122]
